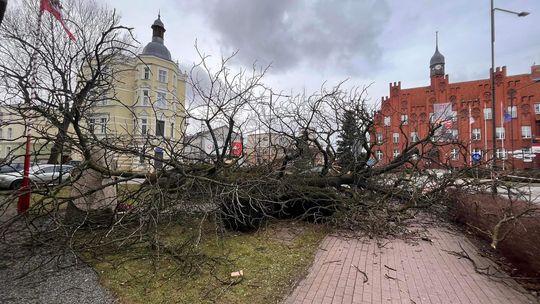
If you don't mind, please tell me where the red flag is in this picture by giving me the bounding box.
[40,0,76,41]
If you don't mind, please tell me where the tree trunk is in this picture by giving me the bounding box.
[47,118,71,164]
[66,147,117,226]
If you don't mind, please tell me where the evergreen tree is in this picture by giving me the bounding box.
[336,109,361,170]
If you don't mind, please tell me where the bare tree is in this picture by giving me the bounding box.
[0,4,507,293]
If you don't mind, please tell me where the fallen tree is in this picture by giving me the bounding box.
[0,1,496,290]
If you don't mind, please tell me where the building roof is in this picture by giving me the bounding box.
[430,48,445,66]
[141,15,172,61]
[430,32,445,67]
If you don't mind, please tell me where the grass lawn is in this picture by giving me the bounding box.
[92,220,328,304]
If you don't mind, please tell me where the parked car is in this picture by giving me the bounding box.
[0,163,25,173]
[0,164,73,190]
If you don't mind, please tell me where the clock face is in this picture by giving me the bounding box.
[435,64,443,70]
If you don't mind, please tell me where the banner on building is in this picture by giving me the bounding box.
[432,102,455,141]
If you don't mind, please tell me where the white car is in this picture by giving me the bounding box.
[0,164,73,190]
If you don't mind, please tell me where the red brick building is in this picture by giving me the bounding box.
[372,41,540,170]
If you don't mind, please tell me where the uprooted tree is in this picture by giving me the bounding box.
[1,0,537,283]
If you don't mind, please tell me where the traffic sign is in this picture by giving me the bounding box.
[472,153,481,162]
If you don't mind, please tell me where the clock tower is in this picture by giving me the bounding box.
[430,31,445,77]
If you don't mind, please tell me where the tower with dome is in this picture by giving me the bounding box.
[90,15,186,172]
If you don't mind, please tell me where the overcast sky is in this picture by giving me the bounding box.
[98,0,540,105]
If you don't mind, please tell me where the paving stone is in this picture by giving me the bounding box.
[285,224,538,304]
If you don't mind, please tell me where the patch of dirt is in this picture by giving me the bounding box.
[270,225,305,243]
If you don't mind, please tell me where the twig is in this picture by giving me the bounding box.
[377,241,391,248]
[443,242,491,275]
[420,236,432,243]
[384,264,397,271]
[351,264,368,283]
[322,260,341,265]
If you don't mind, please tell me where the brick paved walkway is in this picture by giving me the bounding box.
[284,222,538,304]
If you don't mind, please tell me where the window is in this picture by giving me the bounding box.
[375,150,383,161]
[496,127,505,140]
[508,106,517,118]
[156,120,165,136]
[400,114,408,125]
[7,128,12,139]
[535,103,540,114]
[383,116,391,126]
[0,128,3,139]
[6,146,11,157]
[89,118,96,133]
[429,112,435,123]
[450,148,459,160]
[522,126,532,139]
[411,131,419,143]
[376,133,383,144]
[496,148,508,160]
[392,133,399,144]
[484,107,492,120]
[449,129,458,140]
[143,67,150,80]
[141,118,148,136]
[158,69,168,83]
[142,90,150,105]
[523,147,533,162]
[472,128,481,141]
[41,166,56,174]
[157,92,167,109]
[170,123,175,139]
[393,149,400,159]
[100,118,107,134]
[97,99,109,106]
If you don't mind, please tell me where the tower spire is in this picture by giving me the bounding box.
[430,31,445,77]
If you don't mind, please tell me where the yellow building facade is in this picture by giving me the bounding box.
[88,15,186,171]
[0,15,186,172]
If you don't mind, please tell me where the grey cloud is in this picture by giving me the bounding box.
[176,0,390,75]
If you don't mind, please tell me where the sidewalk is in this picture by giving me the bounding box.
[284,221,538,304]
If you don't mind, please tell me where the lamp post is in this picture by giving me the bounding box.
[0,0,7,26]
[490,0,529,193]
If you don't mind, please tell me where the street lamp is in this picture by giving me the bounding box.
[0,0,7,26]
[490,0,529,193]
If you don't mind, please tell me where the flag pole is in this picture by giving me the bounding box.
[484,105,488,165]
[500,101,505,170]
[17,8,44,214]
[468,102,472,167]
